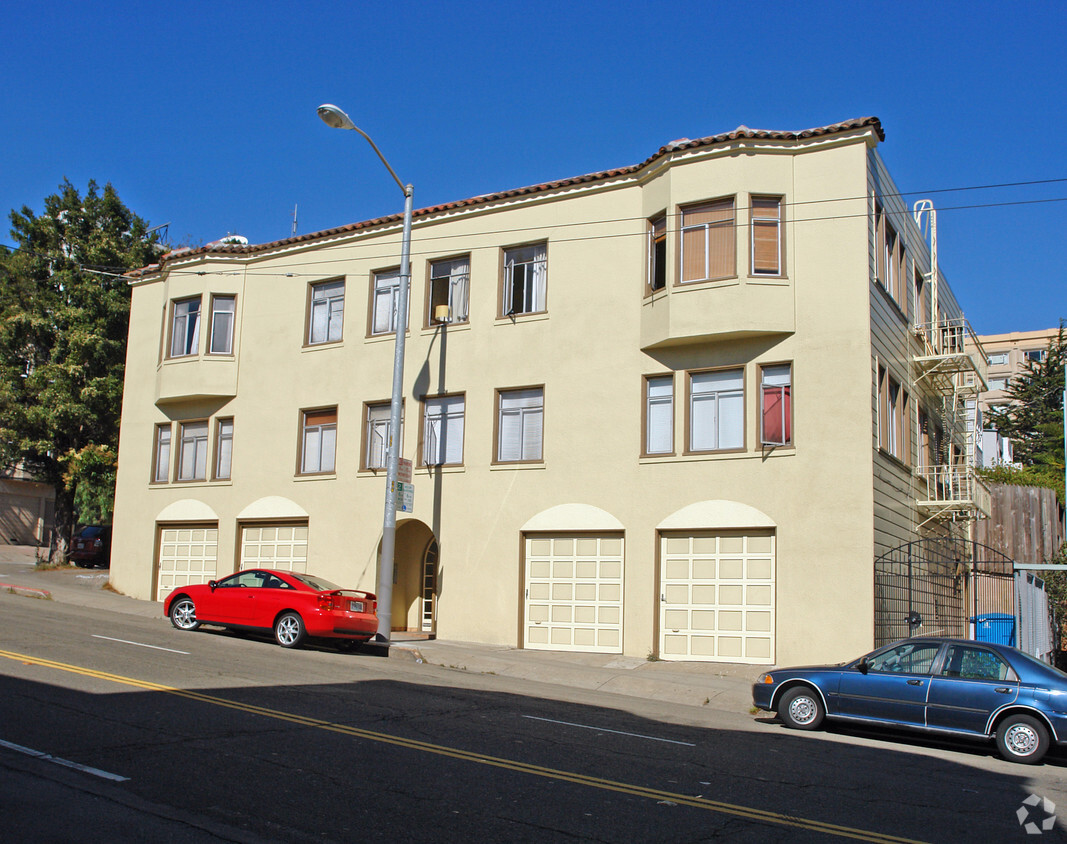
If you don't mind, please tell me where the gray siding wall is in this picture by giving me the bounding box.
[867,149,967,558]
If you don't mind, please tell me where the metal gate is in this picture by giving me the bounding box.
[874,538,1014,647]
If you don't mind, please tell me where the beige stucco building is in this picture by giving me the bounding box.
[976,328,1062,413]
[110,116,986,666]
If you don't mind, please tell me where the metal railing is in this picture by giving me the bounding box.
[915,465,991,517]
[913,316,989,390]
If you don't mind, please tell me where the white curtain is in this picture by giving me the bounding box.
[424,396,464,465]
[372,271,399,334]
[529,243,547,312]
[450,258,470,323]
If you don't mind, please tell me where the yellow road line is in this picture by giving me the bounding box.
[0,649,923,843]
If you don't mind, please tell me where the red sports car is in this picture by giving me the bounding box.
[163,568,378,649]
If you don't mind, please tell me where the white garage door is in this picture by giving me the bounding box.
[156,525,219,602]
[524,534,623,654]
[239,524,309,573]
[659,531,775,664]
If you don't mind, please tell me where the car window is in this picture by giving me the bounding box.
[262,574,291,589]
[290,573,341,592]
[940,645,1012,682]
[218,571,268,588]
[866,642,940,675]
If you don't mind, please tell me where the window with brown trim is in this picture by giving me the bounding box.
[914,265,927,327]
[647,215,666,293]
[152,423,172,483]
[687,368,744,452]
[428,256,470,325]
[877,368,908,462]
[300,408,337,474]
[501,243,547,316]
[750,197,782,276]
[421,394,464,466]
[214,418,233,480]
[496,387,543,462]
[370,269,401,336]
[680,198,735,283]
[877,364,887,450]
[177,420,209,481]
[876,203,907,313]
[169,297,201,358]
[208,295,235,355]
[307,280,344,345]
[644,374,673,455]
[363,401,404,471]
[760,363,792,446]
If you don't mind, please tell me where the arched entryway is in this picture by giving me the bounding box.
[387,519,438,636]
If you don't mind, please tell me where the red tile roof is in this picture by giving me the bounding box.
[132,116,883,277]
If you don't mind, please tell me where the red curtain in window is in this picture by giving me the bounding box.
[761,385,791,445]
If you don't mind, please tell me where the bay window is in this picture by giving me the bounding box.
[680,198,735,283]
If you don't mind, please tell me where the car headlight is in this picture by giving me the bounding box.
[757,673,775,685]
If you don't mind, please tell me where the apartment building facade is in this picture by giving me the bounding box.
[976,328,1061,410]
[110,116,984,666]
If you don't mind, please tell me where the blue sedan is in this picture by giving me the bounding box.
[752,637,1067,764]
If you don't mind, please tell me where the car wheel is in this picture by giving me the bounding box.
[778,686,825,730]
[996,714,1049,764]
[169,597,201,631]
[274,612,307,648]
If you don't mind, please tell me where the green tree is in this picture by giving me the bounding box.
[0,179,160,560]
[984,323,1066,504]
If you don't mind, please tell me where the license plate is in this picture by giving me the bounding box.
[348,600,364,612]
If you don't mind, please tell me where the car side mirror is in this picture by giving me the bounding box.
[208,580,218,591]
[857,660,869,675]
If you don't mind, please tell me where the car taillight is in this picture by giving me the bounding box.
[318,593,335,610]
[93,539,102,549]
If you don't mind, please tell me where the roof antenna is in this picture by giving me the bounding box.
[291,203,298,236]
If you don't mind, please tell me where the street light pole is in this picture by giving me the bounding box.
[318,103,412,643]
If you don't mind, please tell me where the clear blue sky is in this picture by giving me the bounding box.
[2,0,1063,335]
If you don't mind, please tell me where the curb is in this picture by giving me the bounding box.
[389,644,425,663]
[0,582,53,600]
[359,641,425,662]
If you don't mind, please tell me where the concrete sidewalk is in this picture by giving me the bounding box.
[0,545,761,715]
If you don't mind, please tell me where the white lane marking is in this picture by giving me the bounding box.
[0,738,130,782]
[522,715,696,746]
[91,635,189,655]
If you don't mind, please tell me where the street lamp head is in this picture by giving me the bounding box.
[317,103,356,131]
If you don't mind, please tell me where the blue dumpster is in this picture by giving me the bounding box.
[971,613,1016,647]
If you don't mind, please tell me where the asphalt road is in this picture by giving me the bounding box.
[2,592,1067,842]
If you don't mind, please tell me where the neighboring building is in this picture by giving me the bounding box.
[970,328,1060,468]
[0,465,55,546]
[976,328,1061,415]
[110,116,987,666]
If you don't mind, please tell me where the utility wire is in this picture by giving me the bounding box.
[145,193,1067,279]
[3,177,1067,278]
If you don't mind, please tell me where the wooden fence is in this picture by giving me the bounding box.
[975,484,1065,565]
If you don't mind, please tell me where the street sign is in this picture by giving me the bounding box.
[397,458,412,484]
[393,480,414,512]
